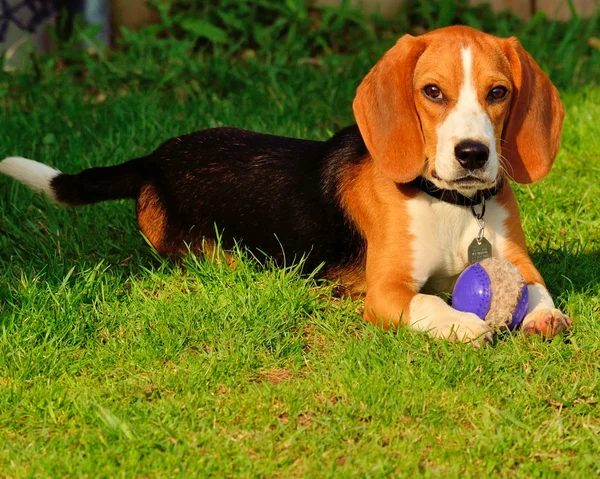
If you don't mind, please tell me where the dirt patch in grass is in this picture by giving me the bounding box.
[259,367,295,385]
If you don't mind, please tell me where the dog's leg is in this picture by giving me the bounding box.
[499,188,572,338]
[521,283,572,337]
[363,278,493,347]
[499,249,571,338]
[407,293,493,346]
[505,255,571,337]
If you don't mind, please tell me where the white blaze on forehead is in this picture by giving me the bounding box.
[448,47,492,140]
[459,47,477,108]
[432,46,498,188]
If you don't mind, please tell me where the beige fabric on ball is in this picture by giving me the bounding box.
[481,258,526,330]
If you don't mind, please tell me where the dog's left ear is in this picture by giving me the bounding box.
[501,37,565,184]
[353,35,426,183]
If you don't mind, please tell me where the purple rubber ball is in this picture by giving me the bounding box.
[452,258,529,330]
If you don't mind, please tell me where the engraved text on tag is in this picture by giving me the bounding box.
[468,237,492,264]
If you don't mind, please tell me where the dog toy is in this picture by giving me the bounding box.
[452,258,529,330]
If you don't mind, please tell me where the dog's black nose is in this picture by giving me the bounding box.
[454,141,489,170]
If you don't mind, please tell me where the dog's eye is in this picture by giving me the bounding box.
[488,86,508,101]
[423,85,444,101]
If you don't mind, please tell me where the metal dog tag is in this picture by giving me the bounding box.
[468,195,491,264]
[468,237,492,264]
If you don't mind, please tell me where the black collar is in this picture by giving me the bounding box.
[407,176,505,207]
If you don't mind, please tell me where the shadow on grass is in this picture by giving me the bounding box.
[532,248,600,296]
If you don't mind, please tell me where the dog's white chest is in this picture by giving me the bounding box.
[406,193,508,294]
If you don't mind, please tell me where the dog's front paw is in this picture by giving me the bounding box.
[522,308,572,338]
[408,294,493,347]
[441,314,494,347]
[420,313,494,347]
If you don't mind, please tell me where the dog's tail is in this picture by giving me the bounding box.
[0,156,153,205]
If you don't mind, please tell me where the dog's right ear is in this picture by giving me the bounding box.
[353,35,426,184]
[501,37,565,184]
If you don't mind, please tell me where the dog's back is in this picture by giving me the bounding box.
[0,126,366,274]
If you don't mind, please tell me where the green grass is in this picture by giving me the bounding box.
[1,7,600,477]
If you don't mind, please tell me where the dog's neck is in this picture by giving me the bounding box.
[407,176,505,207]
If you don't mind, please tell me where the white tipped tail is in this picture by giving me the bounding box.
[0,157,61,201]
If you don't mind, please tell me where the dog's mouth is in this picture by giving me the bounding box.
[449,175,488,186]
[430,171,496,194]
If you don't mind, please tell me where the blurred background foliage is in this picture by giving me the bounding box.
[0,0,598,111]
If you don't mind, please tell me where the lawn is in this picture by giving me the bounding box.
[1,3,600,477]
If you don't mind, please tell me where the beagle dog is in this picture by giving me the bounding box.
[0,26,571,345]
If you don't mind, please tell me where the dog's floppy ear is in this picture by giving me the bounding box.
[501,37,565,184]
[353,35,426,183]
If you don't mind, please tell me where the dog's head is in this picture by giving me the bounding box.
[353,26,564,195]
